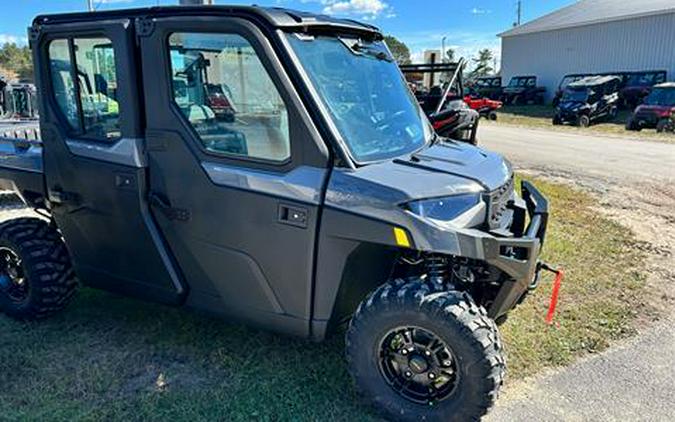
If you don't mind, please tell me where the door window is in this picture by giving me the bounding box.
[47,37,121,141]
[168,33,290,162]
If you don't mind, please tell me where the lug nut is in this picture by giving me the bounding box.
[405,371,412,377]
[425,350,431,356]
[428,373,436,379]
[401,349,408,355]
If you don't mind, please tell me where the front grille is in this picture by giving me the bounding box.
[488,177,514,229]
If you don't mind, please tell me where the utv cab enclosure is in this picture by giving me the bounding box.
[471,76,502,100]
[501,75,545,105]
[0,6,550,421]
[553,75,621,127]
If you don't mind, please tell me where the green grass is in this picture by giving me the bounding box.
[492,105,675,142]
[0,177,649,421]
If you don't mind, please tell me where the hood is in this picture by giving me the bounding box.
[636,104,673,114]
[326,141,511,210]
[324,141,513,234]
[558,100,587,111]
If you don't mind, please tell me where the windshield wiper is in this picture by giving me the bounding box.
[338,37,392,62]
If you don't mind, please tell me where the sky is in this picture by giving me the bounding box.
[0,0,575,68]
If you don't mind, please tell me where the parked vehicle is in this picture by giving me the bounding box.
[619,70,667,109]
[501,75,545,105]
[471,76,502,100]
[401,60,480,144]
[0,6,552,421]
[464,93,503,120]
[553,75,621,127]
[626,82,675,132]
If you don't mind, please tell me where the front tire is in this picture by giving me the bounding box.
[656,118,673,133]
[576,115,590,127]
[0,218,77,320]
[346,279,505,422]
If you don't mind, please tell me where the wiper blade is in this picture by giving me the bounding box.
[351,43,392,62]
[338,37,392,62]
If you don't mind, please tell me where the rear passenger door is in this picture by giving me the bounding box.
[33,19,185,303]
[138,17,330,334]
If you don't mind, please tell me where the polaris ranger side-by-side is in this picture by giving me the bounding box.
[553,75,621,127]
[0,6,550,421]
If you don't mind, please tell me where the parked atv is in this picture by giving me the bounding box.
[626,82,675,132]
[553,75,621,127]
[471,76,502,100]
[501,75,545,105]
[401,60,480,144]
[0,6,551,421]
[619,70,667,109]
[464,93,502,120]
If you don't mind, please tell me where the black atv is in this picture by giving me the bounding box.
[0,6,551,421]
[501,75,546,105]
[553,75,621,127]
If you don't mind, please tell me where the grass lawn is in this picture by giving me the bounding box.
[0,177,648,421]
[493,105,675,142]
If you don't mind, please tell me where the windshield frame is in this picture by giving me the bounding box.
[281,31,433,166]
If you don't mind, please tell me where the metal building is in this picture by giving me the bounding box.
[499,0,675,103]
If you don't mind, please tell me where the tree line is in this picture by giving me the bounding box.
[384,35,496,79]
[0,43,33,81]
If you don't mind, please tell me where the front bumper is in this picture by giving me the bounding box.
[481,181,549,319]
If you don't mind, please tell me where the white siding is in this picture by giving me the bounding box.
[500,12,675,102]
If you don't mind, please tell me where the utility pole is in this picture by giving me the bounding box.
[516,0,522,26]
[87,0,94,12]
[441,36,447,63]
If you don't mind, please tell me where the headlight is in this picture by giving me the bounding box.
[405,193,482,223]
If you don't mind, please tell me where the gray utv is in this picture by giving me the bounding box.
[0,6,549,421]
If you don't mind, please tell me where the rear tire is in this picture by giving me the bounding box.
[346,278,505,422]
[488,111,498,121]
[0,218,77,320]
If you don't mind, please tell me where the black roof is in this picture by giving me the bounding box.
[33,5,381,37]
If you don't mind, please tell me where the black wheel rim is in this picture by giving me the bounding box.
[0,247,28,304]
[378,326,459,405]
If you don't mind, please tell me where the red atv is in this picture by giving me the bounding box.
[464,94,502,120]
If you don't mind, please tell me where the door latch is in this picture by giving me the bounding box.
[149,192,190,222]
[278,204,308,228]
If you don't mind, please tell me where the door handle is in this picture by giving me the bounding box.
[278,204,308,228]
[48,187,80,205]
[149,192,190,222]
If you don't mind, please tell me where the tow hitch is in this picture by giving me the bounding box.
[536,261,565,325]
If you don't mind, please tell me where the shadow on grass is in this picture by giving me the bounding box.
[0,289,377,421]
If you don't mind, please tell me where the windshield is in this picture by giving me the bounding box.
[644,88,675,106]
[562,87,589,102]
[286,34,431,163]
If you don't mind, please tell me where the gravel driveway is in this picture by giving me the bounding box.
[479,123,675,421]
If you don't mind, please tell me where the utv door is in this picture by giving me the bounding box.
[138,17,329,335]
[33,19,185,303]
